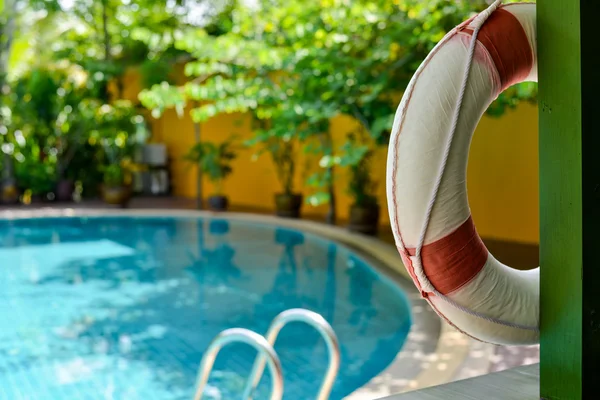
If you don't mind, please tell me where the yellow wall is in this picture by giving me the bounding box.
[122,70,540,245]
[468,104,539,244]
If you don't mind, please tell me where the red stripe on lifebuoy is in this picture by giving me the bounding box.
[462,8,533,92]
[406,216,488,295]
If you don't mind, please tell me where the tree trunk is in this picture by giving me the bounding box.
[0,1,16,186]
[194,121,203,209]
[117,76,124,99]
[98,0,111,102]
[0,0,17,87]
[2,154,12,180]
[102,0,111,62]
[326,170,336,224]
[57,128,83,181]
[320,131,337,225]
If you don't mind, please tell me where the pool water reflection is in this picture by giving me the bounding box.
[0,216,412,400]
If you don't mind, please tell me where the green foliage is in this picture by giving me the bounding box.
[245,114,303,195]
[305,169,333,207]
[339,135,378,207]
[13,156,56,195]
[139,5,306,197]
[40,0,226,101]
[87,100,149,187]
[79,99,149,163]
[11,67,63,133]
[3,65,86,193]
[487,81,538,117]
[139,57,176,88]
[141,0,537,210]
[184,136,238,194]
[139,82,187,118]
[2,0,231,197]
[102,163,125,186]
[3,65,147,194]
[2,1,63,82]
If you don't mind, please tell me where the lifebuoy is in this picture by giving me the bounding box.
[386,1,538,345]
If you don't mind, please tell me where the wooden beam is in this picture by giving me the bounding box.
[538,0,582,398]
[539,0,600,398]
[580,0,600,395]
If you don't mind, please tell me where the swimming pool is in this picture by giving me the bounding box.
[0,215,412,400]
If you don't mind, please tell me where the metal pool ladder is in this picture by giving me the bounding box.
[192,308,341,400]
[192,328,284,400]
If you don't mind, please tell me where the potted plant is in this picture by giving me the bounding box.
[0,109,19,204]
[347,154,380,235]
[54,95,88,201]
[0,154,19,204]
[6,67,62,203]
[54,117,83,202]
[6,65,93,202]
[338,132,381,235]
[92,100,149,206]
[247,120,303,218]
[184,136,237,211]
[12,140,58,204]
[101,162,133,207]
[271,136,303,218]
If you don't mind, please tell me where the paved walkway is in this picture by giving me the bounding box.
[384,364,539,400]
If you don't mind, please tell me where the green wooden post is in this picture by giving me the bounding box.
[539,0,600,398]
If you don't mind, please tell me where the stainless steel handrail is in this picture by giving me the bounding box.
[242,309,341,400]
[192,328,284,400]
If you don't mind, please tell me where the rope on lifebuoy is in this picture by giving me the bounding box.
[392,0,539,334]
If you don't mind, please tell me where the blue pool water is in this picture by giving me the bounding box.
[0,216,412,400]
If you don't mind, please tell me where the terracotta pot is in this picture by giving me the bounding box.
[348,203,380,235]
[56,179,75,202]
[208,195,229,211]
[101,185,132,208]
[274,193,303,218]
[0,181,19,204]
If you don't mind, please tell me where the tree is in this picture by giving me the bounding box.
[183,136,238,197]
[0,0,62,83]
[278,0,536,216]
[0,0,17,84]
[141,0,537,221]
[51,0,191,100]
[2,0,199,198]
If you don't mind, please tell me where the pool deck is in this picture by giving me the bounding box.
[0,198,539,399]
[382,363,539,400]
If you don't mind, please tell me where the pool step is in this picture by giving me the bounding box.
[192,308,341,400]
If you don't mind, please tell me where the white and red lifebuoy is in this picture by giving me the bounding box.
[386,1,538,345]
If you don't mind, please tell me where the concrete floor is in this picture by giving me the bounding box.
[383,364,539,400]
